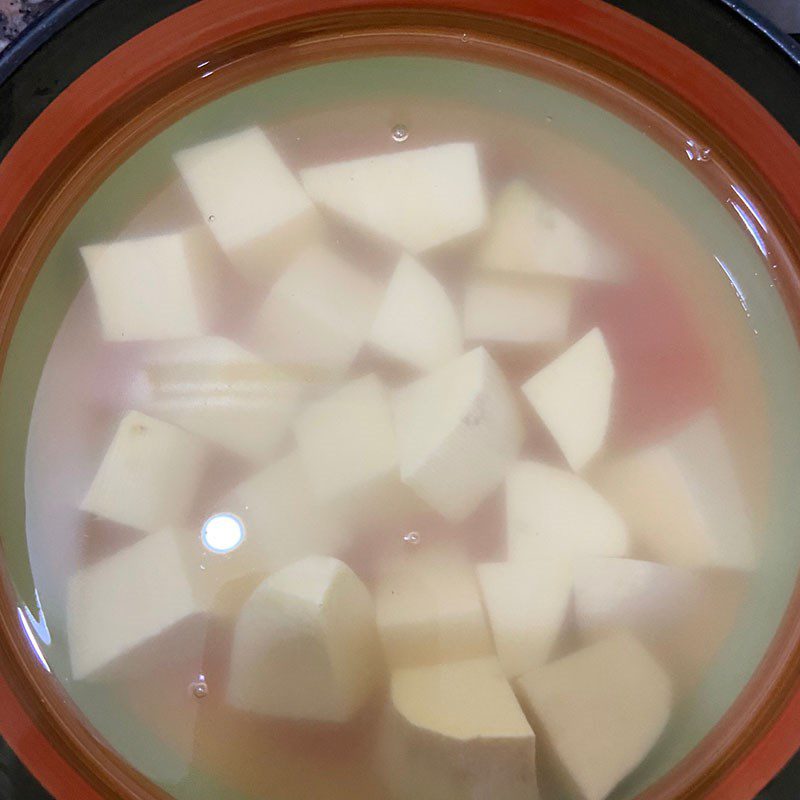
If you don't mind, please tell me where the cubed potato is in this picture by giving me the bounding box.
[82,228,217,342]
[369,253,462,370]
[253,244,381,372]
[464,277,571,345]
[516,633,672,800]
[145,336,306,463]
[375,545,492,668]
[67,529,202,680]
[393,347,524,521]
[227,556,382,722]
[573,558,701,646]
[593,412,757,570]
[506,461,629,560]
[477,180,618,280]
[294,374,397,505]
[300,142,487,253]
[174,127,321,281]
[81,410,209,533]
[380,657,538,800]
[477,560,572,678]
[522,328,614,471]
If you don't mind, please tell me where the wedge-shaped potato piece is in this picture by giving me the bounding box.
[393,347,524,521]
[145,336,305,463]
[253,244,380,372]
[573,558,701,646]
[376,545,492,668]
[478,180,618,281]
[507,461,628,560]
[174,127,320,281]
[477,560,572,678]
[67,529,202,680]
[464,277,571,345]
[295,374,397,505]
[517,633,672,800]
[82,228,217,342]
[522,328,613,471]
[81,410,209,533]
[369,253,461,370]
[381,657,539,800]
[227,556,381,721]
[300,142,487,253]
[594,413,757,570]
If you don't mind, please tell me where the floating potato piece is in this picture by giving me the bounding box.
[594,412,757,570]
[522,328,614,471]
[227,556,381,722]
[381,656,539,800]
[376,545,493,668]
[253,244,381,372]
[464,277,571,345]
[369,253,462,370]
[145,336,306,463]
[295,374,397,505]
[393,347,524,521]
[82,228,217,342]
[81,410,209,533]
[478,180,618,280]
[477,560,572,679]
[300,142,487,253]
[174,127,320,281]
[506,461,629,560]
[516,632,672,800]
[67,529,202,680]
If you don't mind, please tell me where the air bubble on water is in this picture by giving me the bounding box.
[391,124,409,143]
[403,531,421,545]
[685,139,712,162]
[190,676,209,699]
[208,214,216,223]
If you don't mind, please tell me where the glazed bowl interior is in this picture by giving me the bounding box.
[1,9,800,800]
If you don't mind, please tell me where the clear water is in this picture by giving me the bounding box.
[3,55,800,800]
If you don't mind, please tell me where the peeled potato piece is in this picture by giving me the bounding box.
[477,559,572,678]
[81,410,209,534]
[516,632,672,800]
[522,328,614,471]
[393,347,524,521]
[369,253,462,370]
[381,657,539,800]
[300,142,487,253]
[227,556,382,722]
[174,127,321,282]
[594,412,757,570]
[506,461,629,561]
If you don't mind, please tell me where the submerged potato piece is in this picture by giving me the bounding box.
[507,461,628,560]
[594,412,757,570]
[477,560,572,679]
[464,277,571,345]
[478,180,618,281]
[393,347,524,521]
[67,529,201,680]
[81,410,209,533]
[82,228,217,342]
[227,556,381,722]
[376,546,492,668]
[253,244,381,372]
[300,142,487,253]
[174,127,320,281]
[145,336,306,463]
[295,374,397,504]
[381,657,539,800]
[516,633,672,800]
[522,328,614,471]
[369,253,462,370]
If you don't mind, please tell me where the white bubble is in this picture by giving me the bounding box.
[392,124,409,143]
[201,513,245,554]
